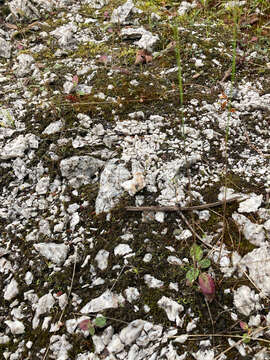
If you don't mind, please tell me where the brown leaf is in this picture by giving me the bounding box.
[135,49,153,65]
[5,23,18,30]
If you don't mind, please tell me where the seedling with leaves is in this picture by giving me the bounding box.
[239,321,252,344]
[185,243,211,284]
[78,315,107,336]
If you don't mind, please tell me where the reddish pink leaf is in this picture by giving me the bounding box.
[98,55,109,65]
[198,272,215,302]
[240,321,249,331]
[78,319,91,331]
[72,75,79,86]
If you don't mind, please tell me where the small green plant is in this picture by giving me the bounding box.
[78,315,107,336]
[185,244,211,284]
[239,321,251,344]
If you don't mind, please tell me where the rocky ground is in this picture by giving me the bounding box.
[1,0,270,359]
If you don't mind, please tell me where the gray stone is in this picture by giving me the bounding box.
[34,243,69,265]
[60,156,104,189]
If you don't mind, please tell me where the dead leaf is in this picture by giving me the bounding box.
[135,49,153,65]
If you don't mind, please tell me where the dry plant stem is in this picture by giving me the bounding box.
[243,270,270,303]
[42,246,78,360]
[205,298,215,340]
[176,210,212,249]
[125,196,243,212]
[213,326,269,360]
[110,264,126,291]
[169,327,270,344]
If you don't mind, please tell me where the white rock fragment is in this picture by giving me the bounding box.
[174,334,188,344]
[240,246,270,295]
[102,325,114,346]
[80,290,120,313]
[119,319,145,345]
[107,334,125,353]
[167,256,182,266]
[178,0,197,15]
[158,296,184,326]
[1,135,28,159]
[5,320,25,335]
[192,348,214,360]
[33,293,55,329]
[0,38,11,58]
[13,53,36,77]
[92,335,105,354]
[186,318,199,332]
[4,278,19,301]
[70,212,80,231]
[121,172,146,196]
[238,194,263,213]
[0,335,9,344]
[25,271,33,285]
[95,250,109,270]
[121,27,159,52]
[111,0,135,24]
[233,285,260,316]
[95,159,131,214]
[50,335,72,360]
[42,120,64,135]
[36,176,50,195]
[218,187,238,201]
[60,156,104,189]
[34,243,69,265]
[232,212,265,246]
[124,287,140,302]
[143,253,152,262]
[144,274,164,288]
[114,244,132,256]
[194,59,204,68]
[155,211,165,223]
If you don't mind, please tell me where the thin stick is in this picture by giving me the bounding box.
[125,196,243,212]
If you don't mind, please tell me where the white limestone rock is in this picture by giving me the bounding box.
[238,194,263,213]
[114,244,132,256]
[232,212,266,246]
[233,285,261,316]
[95,159,131,214]
[0,37,11,58]
[124,287,140,303]
[80,290,120,314]
[144,274,164,288]
[60,156,104,189]
[34,243,69,265]
[119,319,145,346]
[157,296,184,327]
[95,249,109,270]
[5,320,25,335]
[32,293,55,329]
[240,246,270,295]
[42,120,64,135]
[4,278,19,301]
[107,334,125,353]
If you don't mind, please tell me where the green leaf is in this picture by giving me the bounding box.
[190,244,203,262]
[94,316,107,328]
[89,325,95,336]
[242,333,250,344]
[186,268,200,283]
[198,258,211,269]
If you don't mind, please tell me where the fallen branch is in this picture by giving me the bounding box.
[125,196,243,212]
